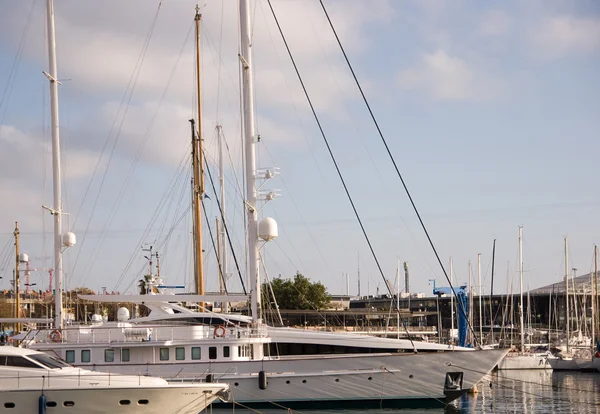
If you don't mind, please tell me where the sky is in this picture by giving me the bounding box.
[0,0,599,299]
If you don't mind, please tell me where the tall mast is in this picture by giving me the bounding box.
[217,125,228,313]
[239,0,260,323]
[518,226,524,353]
[14,222,20,330]
[468,260,473,344]
[565,236,570,353]
[478,253,483,345]
[46,0,64,329]
[594,245,598,350]
[192,7,205,298]
[450,257,454,343]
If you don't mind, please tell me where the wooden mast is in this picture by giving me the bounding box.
[192,6,205,301]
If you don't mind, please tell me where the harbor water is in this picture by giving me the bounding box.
[218,370,600,413]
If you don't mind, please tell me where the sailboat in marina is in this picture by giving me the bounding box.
[498,227,551,370]
[25,0,507,408]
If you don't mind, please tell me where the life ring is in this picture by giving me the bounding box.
[49,330,62,343]
[213,325,226,338]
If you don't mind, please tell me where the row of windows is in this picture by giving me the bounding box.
[65,346,234,363]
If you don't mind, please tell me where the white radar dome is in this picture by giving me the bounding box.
[117,307,130,322]
[91,314,102,323]
[18,253,29,263]
[259,217,278,241]
[62,232,76,247]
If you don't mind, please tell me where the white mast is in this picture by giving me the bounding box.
[46,0,64,330]
[450,257,454,343]
[565,236,570,353]
[239,0,260,323]
[518,226,525,353]
[217,124,228,313]
[478,253,483,345]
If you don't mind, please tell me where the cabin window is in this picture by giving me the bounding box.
[65,350,75,363]
[176,347,185,361]
[4,402,15,408]
[159,348,169,361]
[6,356,39,369]
[209,346,217,360]
[223,346,230,358]
[191,347,201,360]
[81,350,91,363]
[121,349,130,362]
[104,349,115,363]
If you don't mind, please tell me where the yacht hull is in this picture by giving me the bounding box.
[0,385,225,414]
[497,353,550,370]
[103,350,507,408]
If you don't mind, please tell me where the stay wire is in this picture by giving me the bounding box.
[265,0,393,305]
[200,196,228,295]
[203,149,246,294]
[318,0,478,347]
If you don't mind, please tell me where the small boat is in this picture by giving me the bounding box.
[0,345,228,413]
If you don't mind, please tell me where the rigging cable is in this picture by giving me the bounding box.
[201,195,228,294]
[266,0,417,349]
[203,150,247,294]
[318,0,479,347]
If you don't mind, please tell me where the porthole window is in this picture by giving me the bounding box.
[46,402,57,408]
[63,401,75,407]
[234,382,239,386]
[4,402,15,408]
[335,379,339,382]
[191,347,201,360]
[302,380,306,383]
[138,399,149,405]
[119,400,131,405]
[286,380,290,384]
[368,377,373,381]
[65,350,75,363]
[104,349,115,363]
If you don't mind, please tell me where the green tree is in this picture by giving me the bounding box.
[262,272,330,310]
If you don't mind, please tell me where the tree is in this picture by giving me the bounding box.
[262,272,330,310]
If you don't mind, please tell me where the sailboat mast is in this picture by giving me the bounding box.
[217,125,228,313]
[518,226,524,352]
[565,236,570,353]
[594,245,598,349]
[478,253,483,345]
[46,0,64,329]
[192,7,205,298]
[239,0,260,323]
[450,257,454,343]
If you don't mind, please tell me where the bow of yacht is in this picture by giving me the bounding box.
[0,345,228,414]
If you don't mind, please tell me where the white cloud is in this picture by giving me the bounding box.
[530,16,600,59]
[397,50,503,101]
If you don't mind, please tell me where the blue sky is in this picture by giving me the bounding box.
[0,0,598,299]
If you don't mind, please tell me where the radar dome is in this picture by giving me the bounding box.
[259,217,278,241]
[91,314,102,323]
[18,253,29,263]
[117,307,130,322]
[62,232,76,247]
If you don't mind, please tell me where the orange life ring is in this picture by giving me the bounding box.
[214,325,226,338]
[49,329,62,342]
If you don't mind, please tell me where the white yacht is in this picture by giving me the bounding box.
[0,345,228,413]
[26,296,507,409]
